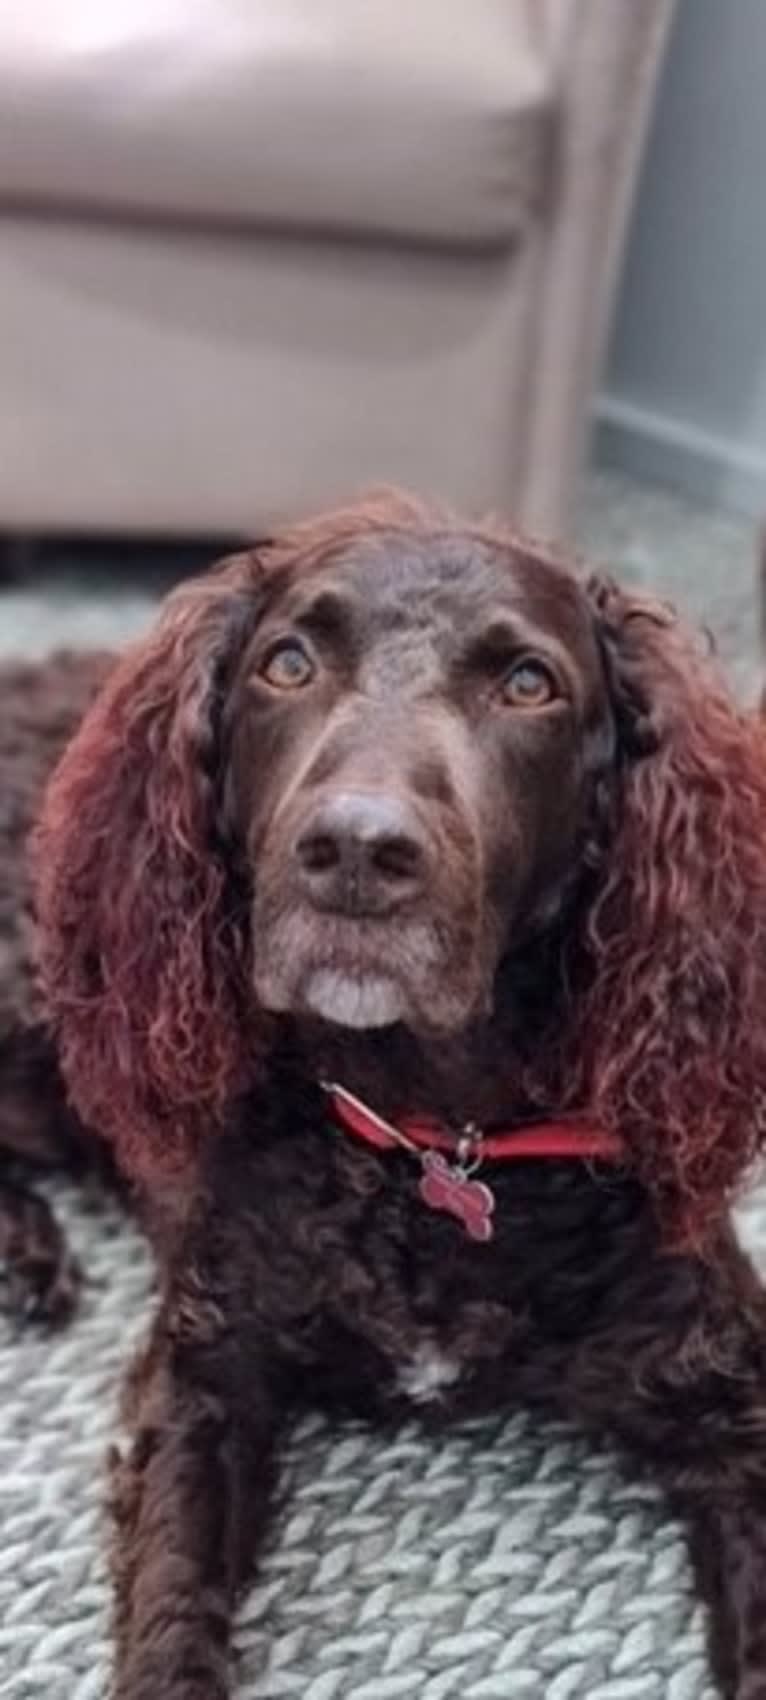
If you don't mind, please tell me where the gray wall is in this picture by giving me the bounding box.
[597,0,766,515]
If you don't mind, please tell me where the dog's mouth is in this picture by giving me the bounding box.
[252,904,485,1035]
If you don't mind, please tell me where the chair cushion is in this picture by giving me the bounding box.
[0,1,553,246]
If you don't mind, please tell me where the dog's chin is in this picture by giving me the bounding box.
[301,969,406,1031]
[257,962,486,1037]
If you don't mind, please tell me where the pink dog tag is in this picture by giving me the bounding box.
[418,1151,495,1242]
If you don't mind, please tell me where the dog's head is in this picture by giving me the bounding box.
[35,494,766,1244]
[223,519,619,1035]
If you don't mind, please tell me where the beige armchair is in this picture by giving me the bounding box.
[0,1,675,543]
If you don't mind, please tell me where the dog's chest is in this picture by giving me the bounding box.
[313,1269,520,1415]
[298,1158,525,1409]
[222,1122,634,1415]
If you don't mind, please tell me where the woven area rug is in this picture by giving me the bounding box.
[1,470,763,1699]
[1,1183,765,1700]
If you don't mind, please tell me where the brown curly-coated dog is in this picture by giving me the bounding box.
[2,494,766,1700]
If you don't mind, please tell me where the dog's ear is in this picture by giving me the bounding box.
[571,574,766,1248]
[34,553,268,1183]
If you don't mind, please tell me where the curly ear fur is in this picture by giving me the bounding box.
[561,577,766,1248]
[30,494,437,1184]
[33,554,267,1181]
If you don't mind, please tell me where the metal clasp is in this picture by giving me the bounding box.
[455,1122,484,1176]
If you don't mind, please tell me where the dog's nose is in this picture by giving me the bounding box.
[295,791,427,915]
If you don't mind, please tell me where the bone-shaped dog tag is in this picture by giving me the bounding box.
[418,1152,495,1242]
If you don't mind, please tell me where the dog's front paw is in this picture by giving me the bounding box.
[0,1180,81,1327]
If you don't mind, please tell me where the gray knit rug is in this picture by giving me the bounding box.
[1,469,763,1698]
[1,1182,765,1700]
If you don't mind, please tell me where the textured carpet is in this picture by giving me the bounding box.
[1,469,764,1699]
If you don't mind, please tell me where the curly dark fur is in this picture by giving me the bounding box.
[0,650,113,1318]
[2,494,766,1698]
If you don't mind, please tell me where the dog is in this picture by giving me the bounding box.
[3,493,766,1699]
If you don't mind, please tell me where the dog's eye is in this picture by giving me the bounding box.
[260,640,315,690]
[502,658,557,708]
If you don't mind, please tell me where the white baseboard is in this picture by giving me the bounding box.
[594,393,766,518]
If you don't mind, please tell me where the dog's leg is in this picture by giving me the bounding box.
[682,1494,766,1700]
[566,1232,766,1700]
[0,1031,94,1323]
[111,1327,286,1700]
[0,1173,80,1323]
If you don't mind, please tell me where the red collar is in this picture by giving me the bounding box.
[323,1082,625,1165]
